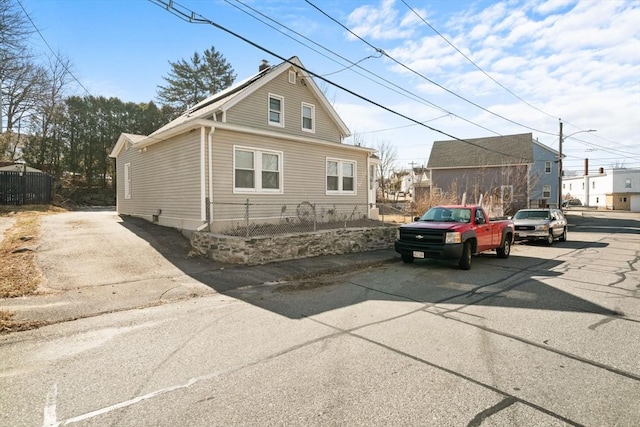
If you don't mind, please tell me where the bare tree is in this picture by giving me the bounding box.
[374,139,397,200]
[1,0,35,135]
[25,53,73,173]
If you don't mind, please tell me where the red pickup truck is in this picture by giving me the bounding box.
[394,205,514,269]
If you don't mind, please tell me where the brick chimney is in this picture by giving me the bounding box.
[584,158,589,176]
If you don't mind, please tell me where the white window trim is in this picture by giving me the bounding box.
[545,161,552,174]
[542,184,551,198]
[124,162,131,199]
[268,93,284,128]
[301,102,315,133]
[233,145,284,194]
[288,70,296,84]
[326,158,356,195]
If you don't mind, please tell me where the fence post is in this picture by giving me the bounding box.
[245,198,250,238]
[313,203,317,232]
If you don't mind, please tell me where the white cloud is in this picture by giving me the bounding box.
[336,0,639,169]
[346,0,416,40]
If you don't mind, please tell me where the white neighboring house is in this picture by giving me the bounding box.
[562,167,640,211]
[398,168,428,197]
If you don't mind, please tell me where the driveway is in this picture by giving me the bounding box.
[2,209,396,325]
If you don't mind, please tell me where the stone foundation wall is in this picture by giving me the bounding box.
[191,226,397,265]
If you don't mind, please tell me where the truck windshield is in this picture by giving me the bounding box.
[419,207,471,223]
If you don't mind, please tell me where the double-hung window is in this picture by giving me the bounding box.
[234,146,283,193]
[302,102,315,132]
[543,184,551,198]
[268,94,284,127]
[326,158,355,194]
[545,161,552,174]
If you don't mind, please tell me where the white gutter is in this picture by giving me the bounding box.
[208,127,215,226]
[200,127,206,221]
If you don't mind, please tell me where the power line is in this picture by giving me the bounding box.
[16,0,92,97]
[401,0,557,121]
[304,0,557,138]
[225,0,500,136]
[148,0,527,160]
[401,0,634,160]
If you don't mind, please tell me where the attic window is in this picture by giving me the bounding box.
[288,70,296,84]
[268,93,284,127]
[302,103,315,133]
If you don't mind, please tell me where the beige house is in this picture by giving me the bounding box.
[110,57,379,232]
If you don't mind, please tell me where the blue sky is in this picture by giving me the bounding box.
[18,0,640,172]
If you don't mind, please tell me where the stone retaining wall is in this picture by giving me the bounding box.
[191,226,397,265]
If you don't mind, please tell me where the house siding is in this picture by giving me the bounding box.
[562,168,640,210]
[531,142,559,206]
[209,128,369,231]
[225,68,344,143]
[115,132,203,229]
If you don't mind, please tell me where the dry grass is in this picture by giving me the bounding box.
[0,310,48,334]
[0,205,66,333]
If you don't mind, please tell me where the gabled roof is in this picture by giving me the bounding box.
[427,133,537,169]
[110,133,148,158]
[149,56,350,138]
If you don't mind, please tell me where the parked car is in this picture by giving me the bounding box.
[394,205,514,270]
[512,208,567,245]
[562,199,582,208]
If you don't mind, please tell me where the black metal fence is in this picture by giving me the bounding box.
[0,171,54,205]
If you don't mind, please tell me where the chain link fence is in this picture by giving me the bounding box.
[212,200,407,237]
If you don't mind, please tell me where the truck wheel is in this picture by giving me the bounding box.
[546,232,554,246]
[559,227,567,242]
[401,253,414,263]
[497,235,511,258]
[459,242,471,270]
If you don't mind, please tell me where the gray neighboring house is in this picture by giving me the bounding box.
[427,133,559,215]
[109,57,379,232]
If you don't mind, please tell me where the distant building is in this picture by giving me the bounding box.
[562,165,640,211]
[427,133,559,215]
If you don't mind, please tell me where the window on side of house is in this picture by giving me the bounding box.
[592,181,596,189]
[234,147,282,193]
[302,102,315,132]
[625,178,632,188]
[543,184,551,198]
[124,162,131,199]
[545,161,552,174]
[268,94,284,127]
[326,158,356,194]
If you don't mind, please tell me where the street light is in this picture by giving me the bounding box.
[558,121,596,207]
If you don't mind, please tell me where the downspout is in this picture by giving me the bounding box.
[200,127,206,222]
[208,127,215,228]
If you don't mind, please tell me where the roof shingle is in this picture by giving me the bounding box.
[427,133,534,168]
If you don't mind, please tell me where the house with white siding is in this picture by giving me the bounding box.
[562,167,640,211]
[110,57,379,233]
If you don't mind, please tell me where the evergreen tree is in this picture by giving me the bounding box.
[156,46,235,114]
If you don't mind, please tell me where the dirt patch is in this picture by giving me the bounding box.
[0,311,49,334]
[0,205,66,332]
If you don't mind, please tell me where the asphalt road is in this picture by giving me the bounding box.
[0,210,638,426]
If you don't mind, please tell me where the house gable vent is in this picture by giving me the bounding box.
[288,70,296,85]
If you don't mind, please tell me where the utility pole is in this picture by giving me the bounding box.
[558,119,563,208]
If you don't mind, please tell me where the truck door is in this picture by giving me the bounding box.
[474,208,493,251]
